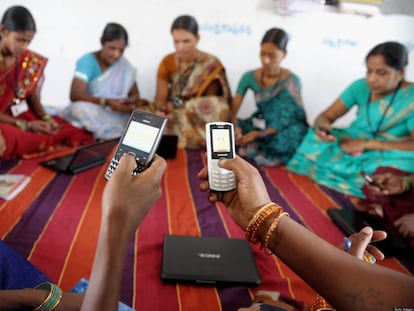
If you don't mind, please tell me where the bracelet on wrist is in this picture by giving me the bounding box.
[41,114,52,121]
[401,176,413,193]
[34,282,63,311]
[15,119,28,131]
[259,131,267,139]
[100,97,107,107]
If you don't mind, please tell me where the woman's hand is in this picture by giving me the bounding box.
[106,98,135,112]
[29,120,60,134]
[236,130,260,145]
[339,138,366,154]
[394,213,414,239]
[102,154,166,233]
[368,172,405,195]
[345,226,386,262]
[315,124,336,142]
[197,156,271,229]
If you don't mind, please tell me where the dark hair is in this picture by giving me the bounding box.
[261,28,288,52]
[366,41,408,70]
[1,5,36,32]
[100,22,128,45]
[171,15,198,36]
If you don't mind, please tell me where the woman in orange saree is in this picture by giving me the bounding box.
[0,6,93,159]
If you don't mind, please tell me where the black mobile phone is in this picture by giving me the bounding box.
[104,110,167,180]
[317,125,332,136]
[360,171,385,191]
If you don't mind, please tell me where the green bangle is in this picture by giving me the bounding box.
[100,97,107,107]
[15,119,28,131]
[34,282,63,311]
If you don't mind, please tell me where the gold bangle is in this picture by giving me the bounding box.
[262,210,289,255]
[41,114,52,121]
[245,202,281,244]
[100,97,107,107]
[401,176,412,193]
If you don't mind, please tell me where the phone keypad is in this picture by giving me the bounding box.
[104,153,149,180]
[210,168,236,191]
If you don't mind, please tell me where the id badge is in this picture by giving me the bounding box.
[10,101,29,117]
[252,116,266,130]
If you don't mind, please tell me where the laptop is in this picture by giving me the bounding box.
[156,134,178,159]
[327,208,412,257]
[161,235,261,286]
[40,138,118,174]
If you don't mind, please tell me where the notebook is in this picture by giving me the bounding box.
[327,208,411,257]
[161,235,261,286]
[156,134,178,159]
[40,138,118,174]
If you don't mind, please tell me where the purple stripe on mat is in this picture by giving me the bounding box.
[0,159,19,174]
[185,150,254,310]
[258,166,303,225]
[3,174,72,258]
[120,237,136,305]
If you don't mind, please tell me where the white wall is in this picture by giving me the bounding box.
[2,0,414,126]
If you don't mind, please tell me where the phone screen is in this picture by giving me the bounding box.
[122,120,160,153]
[212,128,231,153]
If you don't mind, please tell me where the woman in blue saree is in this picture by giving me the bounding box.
[231,28,308,166]
[287,41,414,198]
[62,23,150,139]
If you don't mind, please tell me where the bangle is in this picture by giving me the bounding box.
[100,97,107,107]
[259,131,267,139]
[245,202,281,244]
[15,119,28,131]
[41,114,52,121]
[401,176,412,193]
[262,210,289,255]
[34,282,63,311]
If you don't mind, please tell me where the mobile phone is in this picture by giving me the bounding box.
[205,122,236,192]
[104,110,167,180]
[317,125,332,136]
[360,171,385,191]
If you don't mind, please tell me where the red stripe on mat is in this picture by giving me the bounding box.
[133,170,178,310]
[0,165,56,238]
[55,165,108,290]
[166,149,221,311]
[28,165,105,284]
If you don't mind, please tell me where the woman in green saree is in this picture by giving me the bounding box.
[287,41,414,198]
[231,28,308,166]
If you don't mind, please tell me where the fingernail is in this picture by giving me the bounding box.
[361,226,372,234]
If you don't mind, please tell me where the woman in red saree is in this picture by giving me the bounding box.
[0,6,93,159]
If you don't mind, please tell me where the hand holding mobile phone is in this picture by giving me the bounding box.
[104,110,167,180]
[205,122,236,192]
[360,171,385,191]
[317,125,332,136]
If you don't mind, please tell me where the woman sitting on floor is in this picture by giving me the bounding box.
[0,6,94,159]
[287,41,414,198]
[153,14,232,149]
[231,27,308,166]
[62,22,150,140]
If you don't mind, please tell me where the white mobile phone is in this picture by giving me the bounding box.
[205,122,236,192]
[104,110,167,180]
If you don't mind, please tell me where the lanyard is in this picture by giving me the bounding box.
[366,81,401,137]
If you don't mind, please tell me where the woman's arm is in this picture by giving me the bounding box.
[153,78,171,113]
[314,98,349,141]
[198,156,414,311]
[80,155,166,311]
[70,78,100,105]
